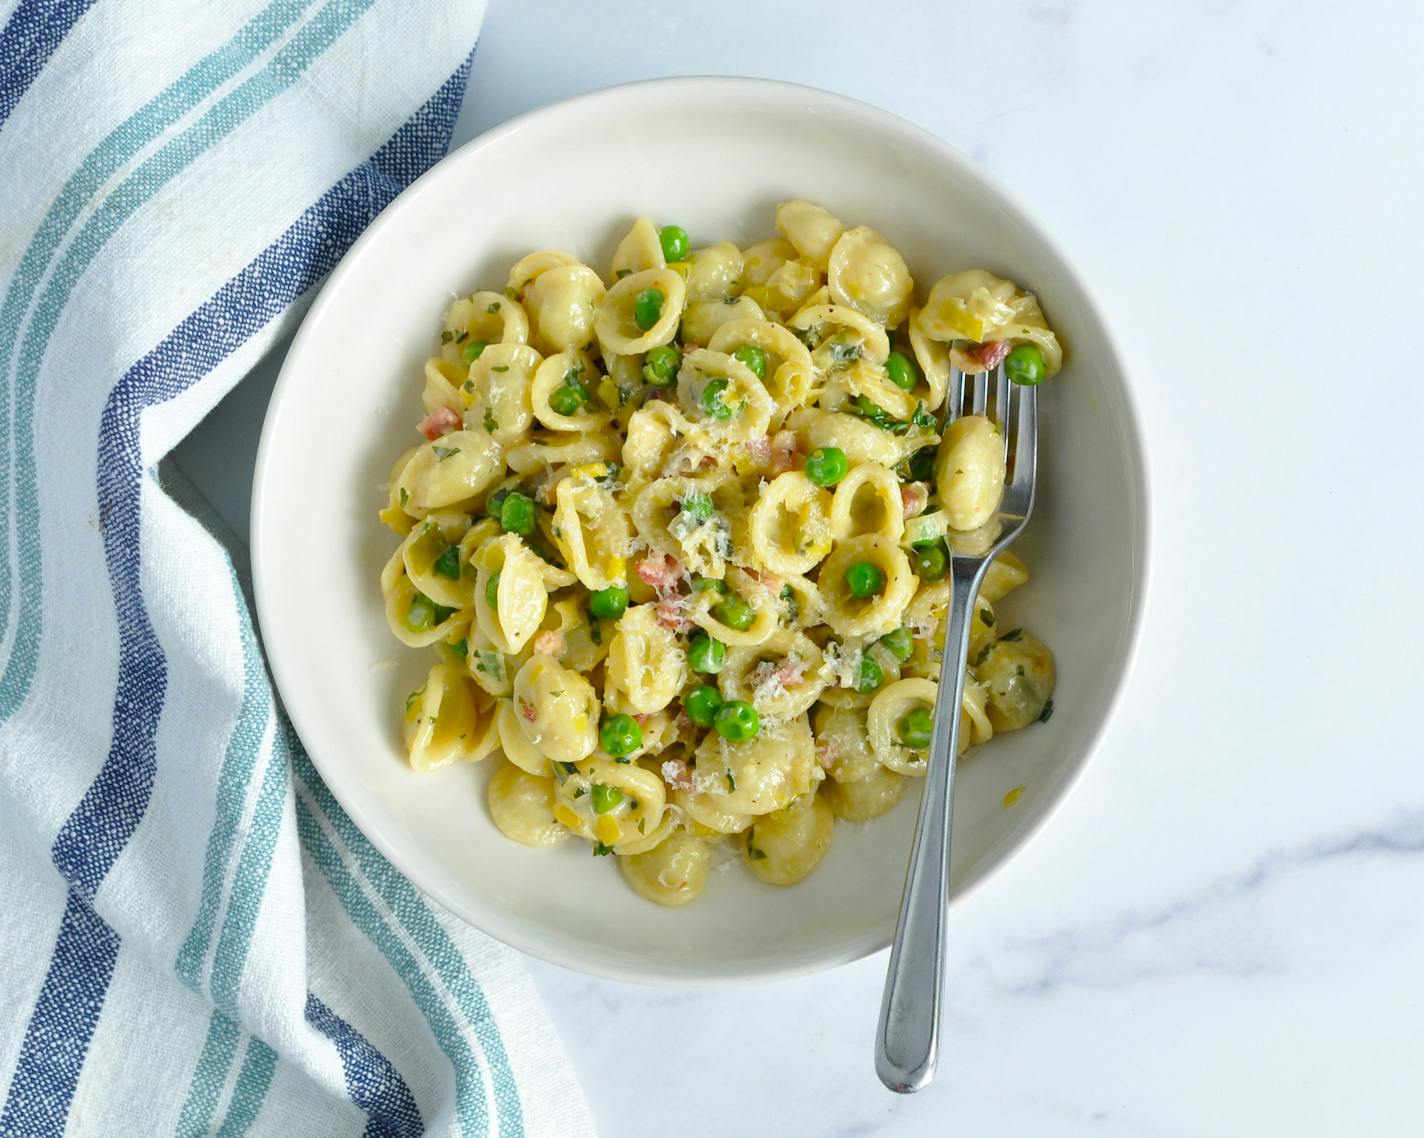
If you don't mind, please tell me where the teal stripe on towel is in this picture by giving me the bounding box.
[295,789,491,1138]
[215,1036,279,1137]
[175,570,273,992]
[297,753,525,1137]
[209,722,291,1015]
[175,1011,242,1138]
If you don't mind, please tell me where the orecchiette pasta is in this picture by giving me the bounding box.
[403,664,498,771]
[606,603,687,714]
[827,226,914,328]
[936,415,1006,532]
[524,264,605,353]
[746,472,833,575]
[610,217,666,279]
[381,201,1064,906]
[620,830,713,906]
[487,762,567,847]
[775,200,844,270]
[742,791,834,885]
[595,268,686,355]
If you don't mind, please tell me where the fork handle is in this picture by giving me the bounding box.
[875,558,986,1093]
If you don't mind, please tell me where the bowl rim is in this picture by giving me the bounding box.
[251,74,1153,986]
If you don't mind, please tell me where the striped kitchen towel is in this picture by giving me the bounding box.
[0,2,595,1135]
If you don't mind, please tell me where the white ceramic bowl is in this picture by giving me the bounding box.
[252,77,1149,985]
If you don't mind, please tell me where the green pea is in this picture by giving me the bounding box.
[714,593,754,630]
[681,491,715,521]
[906,447,936,483]
[700,378,734,420]
[685,684,722,727]
[688,634,726,674]
[659,224,690,263]
[600,713,642,758]
[588,585,628,621]
[1005,343,1046,386]
[485,486,510,519]
[463,339,487,362]
[714,699,760,741]
[885,350,920,391]
[643,344,680,386]
[845,561,886,599]
[855,655,883,694]
[484,571,501,608]
[499,491,537,536]
[549,384,583,416]
[433,545,461,580]
[879,627,914,662]
[732,344,767,380]
[912,542,948,582]
[691,576,727,594]
[634,288,664,331]
[804,446,848,487]
[897,706,934,749]
[591,784,625,814]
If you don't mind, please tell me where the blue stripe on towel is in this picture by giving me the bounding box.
[0,0,96,128]
[0,0,318,722]
[0,891,120,1138]
[306,991,424,1138]
[1,53,473,1136]
[0,0,374,720]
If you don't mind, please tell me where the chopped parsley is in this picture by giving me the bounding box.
[404,686,424,713]
[491,364,510,373]
[455,330,469,344]
[979,608,995,627]
[780,583,799,625]
[473,649,501,677]
[1038,700,1054,724]
[746,828,767,860]
[910,401,937,429]
[440,330,453,344]
[827,339,862,366]
[448,638,467,660]
[399,487,409,507]
[726,770,736,792]
[432,445,458,461]
[999,628,1023,642]
[487,301,501,314]
[592,842,615,857]
[433,545,461,580]
[483,409,498,433]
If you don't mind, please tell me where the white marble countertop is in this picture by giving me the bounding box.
[174,1,1424,1133]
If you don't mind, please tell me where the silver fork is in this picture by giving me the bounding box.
[874,360,1038,1093]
